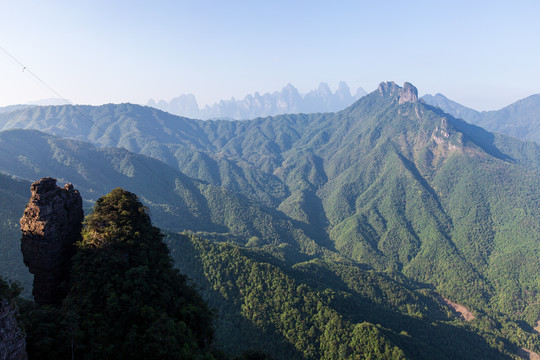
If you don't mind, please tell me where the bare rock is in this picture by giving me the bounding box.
[378,81,418,104]
[20,177,83,305]
[399,82,418,104]
[0,299,27,360]
[378,81,401,97]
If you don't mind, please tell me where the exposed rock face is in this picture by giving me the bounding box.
[378,81,419,104]
[378,81,401,97]
[0,299,27,360]
[399,82,418,104]
[20,177,83,305]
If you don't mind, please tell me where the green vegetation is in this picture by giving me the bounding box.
[0,173,32,294]
[20,188,217,360]
[169,233,408,359]
[0,83,538,358]
[422,93,540,144]
[0,274,21,301]
[168,233,528,359]
[0,129,321,253]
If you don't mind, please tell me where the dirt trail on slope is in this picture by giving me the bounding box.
[518,348,540,360]
[440,297,475,321]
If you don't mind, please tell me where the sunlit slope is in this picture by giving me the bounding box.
[422,92,540,144]
[0,82,538,326]
[0,129,323,255]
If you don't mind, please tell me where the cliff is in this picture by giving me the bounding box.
[20,177,83,305]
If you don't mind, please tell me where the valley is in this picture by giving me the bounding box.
[0,82,538,359]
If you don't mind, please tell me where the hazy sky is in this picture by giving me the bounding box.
[1,0,539,111]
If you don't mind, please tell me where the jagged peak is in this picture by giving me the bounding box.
[282,83,297,91]
[377,81,418,104]
[337,81,349,91]
[317,82,332,95]
[400,82,418,104]
[378,81,401,97]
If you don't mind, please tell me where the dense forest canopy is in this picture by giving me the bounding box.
[20,188,217,360]
[0,82,538,359]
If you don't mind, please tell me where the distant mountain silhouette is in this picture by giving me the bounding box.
[0,98,68,114]
[26,98,69,106]
[147,82,366,119]
[0,104,35,114]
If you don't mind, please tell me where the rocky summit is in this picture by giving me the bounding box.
[377,81,418,104]
[399,82,419,104]
[20,177,83,305]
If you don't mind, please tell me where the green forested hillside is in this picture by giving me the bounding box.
[0,104,298,206]
[0,129,322,254]
[0,173,32,292]
[422,93,540,144]
[19,189,217,360]
[168,232,529,359]
[0,82,538,358]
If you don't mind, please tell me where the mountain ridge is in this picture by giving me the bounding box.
[147,81,367,119]
[422,92,540,144]
[0,81,538,358]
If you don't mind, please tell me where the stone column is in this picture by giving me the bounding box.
[20,177,83,306]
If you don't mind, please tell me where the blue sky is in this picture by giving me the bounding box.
[1,0,539,110]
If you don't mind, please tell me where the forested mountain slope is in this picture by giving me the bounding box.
[0,129,325,256]
[17,187,217,360]
[422,93,540,144]
[168,232,535,360]
[0,82,538,358]
[0,83,538,319]
[0,173,32,292]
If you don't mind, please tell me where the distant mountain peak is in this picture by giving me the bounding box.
[377,81,418,104]
[399,82,418,104]
[316,82,332,95]
[337,81,349,90]
[283,83,296,91]
[377,81,401,97]
[147,81,366,120]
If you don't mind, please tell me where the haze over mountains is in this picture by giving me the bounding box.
[0,82,538,359]
[3,83,539,149]
[422,93,540,144]
[147,81,367,119]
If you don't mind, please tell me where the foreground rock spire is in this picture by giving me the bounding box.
[20,177,83,305]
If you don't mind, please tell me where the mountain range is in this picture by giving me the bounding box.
[147,81,367,119]
[0,82,538,359]
[422,93,540,144]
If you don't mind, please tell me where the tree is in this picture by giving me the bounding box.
[28,188,216,360]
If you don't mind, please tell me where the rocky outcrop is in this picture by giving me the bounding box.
[20,177,83,305]
[378,81,401,97]
[378,81,419,104]
[0,299,27,360]
[399,82,418,104]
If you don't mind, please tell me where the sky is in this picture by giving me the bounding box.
[1,0,539,111]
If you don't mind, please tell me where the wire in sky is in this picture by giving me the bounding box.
[0,45,124,152]
[0,45,73,106]
[0,45,173,189]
